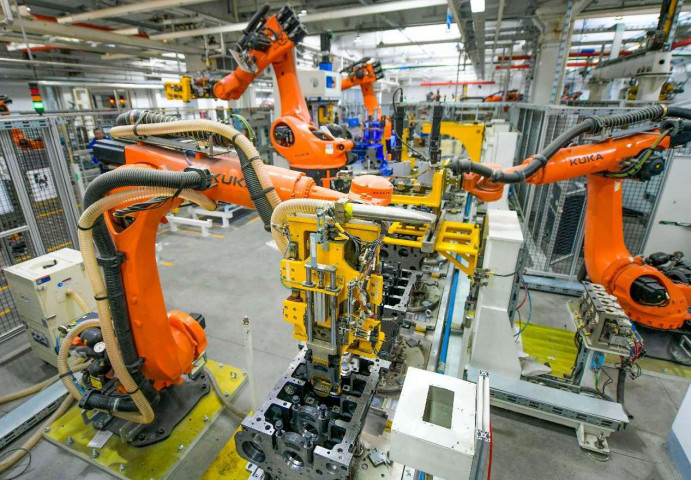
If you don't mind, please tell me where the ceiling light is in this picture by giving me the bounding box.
[354,33,361,44]
[614,15,623,20]
[470,0,485,13]
[298,9,307,17]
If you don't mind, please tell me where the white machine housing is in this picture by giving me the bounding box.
[4,248,95,366]
[297,68,341,100]
[390,367,490,480]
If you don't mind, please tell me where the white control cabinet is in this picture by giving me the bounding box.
[4,248,96,366]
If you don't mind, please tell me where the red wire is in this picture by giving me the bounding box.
[488,421,493,479]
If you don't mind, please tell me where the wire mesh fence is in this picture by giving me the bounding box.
[509,104,668,284]
[0,117,79,341]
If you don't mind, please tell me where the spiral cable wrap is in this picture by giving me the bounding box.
[116,110,234,148]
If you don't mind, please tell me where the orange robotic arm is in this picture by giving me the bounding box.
[341,58,384,118]
[90,131,392,390]
[455,110,691,330]
[212,4,352,175]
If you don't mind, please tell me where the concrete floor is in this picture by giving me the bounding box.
[0,210,688,480]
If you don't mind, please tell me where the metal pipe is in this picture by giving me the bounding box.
[242,316,258,411]
[0,56,180,75]
[152,0,447,41]
[330,296,337,347]
[306,291,314,342]
[350,204,436,225]
[57,0,216,24]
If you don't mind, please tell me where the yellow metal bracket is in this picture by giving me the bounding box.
[434,221,480,277]
[165,76,193,102]
[390,170,446,208]
[384,220,479,277]
[421,121,485,162]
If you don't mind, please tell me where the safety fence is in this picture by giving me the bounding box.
[0,116,81,341]
[509,104,669,290]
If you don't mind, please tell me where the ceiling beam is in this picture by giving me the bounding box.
[56,0,217,24]
[151,0,448,41]
[25,0,164,31]
[7,15,204,54]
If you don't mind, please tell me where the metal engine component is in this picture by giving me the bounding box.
[235,349,389,479]
[574,282,635,355]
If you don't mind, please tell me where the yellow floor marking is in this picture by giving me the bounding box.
[521,323,578,378]
[523,323,691,379]
[246,216,260,224]
[47,241,73,252]
[0,308,11,317]
[0,286,8,291]
[159,261,173,267]
[37,209,64,219]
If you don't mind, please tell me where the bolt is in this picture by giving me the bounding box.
[219,363,224,368]
[203,415,209,423]
[66,436,73,446]
[224,391,230,397]
[44,427,50,433]
[92,449,99,458]
[243,369,248,376]
[291,395,300,406]
[230,371,237,379]
[319,404,328,419]
[119,464,126,472]
[243,315,250,326]
[178,444,185,452]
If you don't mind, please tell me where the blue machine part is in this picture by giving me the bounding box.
[347,117,360,127]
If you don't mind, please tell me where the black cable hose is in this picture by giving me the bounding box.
[616,367,634,420]
[450,105,687,184]
[83,169,210,409]
[80,392,139,413]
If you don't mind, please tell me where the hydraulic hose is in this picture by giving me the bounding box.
[112,111,280,229]
[271,199,334,253]
[616,367,634,419]
[0,395,74,474]
[0,362,89,406]
[66,288,90,315]
[451,105,671,184]
[203,367,249,419]
[78,187,215,423]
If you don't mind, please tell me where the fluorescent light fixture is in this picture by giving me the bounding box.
[354,33,361,44]
[298,9,307,17]
[470,0,485,13]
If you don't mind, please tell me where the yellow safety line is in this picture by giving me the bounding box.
[37,209,64,219]
[0,286,8,291]
[47,241,73,252]
[246,216,261,224]
[32,198,59,208]
[159,261,173,267]
[0,308,11,317]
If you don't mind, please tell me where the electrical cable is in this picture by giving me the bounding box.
[0,448,30,480]
[513,275,532,337]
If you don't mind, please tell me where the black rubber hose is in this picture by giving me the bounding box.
[83,169,211,407]
[666,106,691,120]
[452,105,671,184]
[617,367,634,420]
[80,392,139,412]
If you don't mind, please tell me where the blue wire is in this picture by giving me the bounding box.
[438,265,460,374]
[514,275,532,337]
